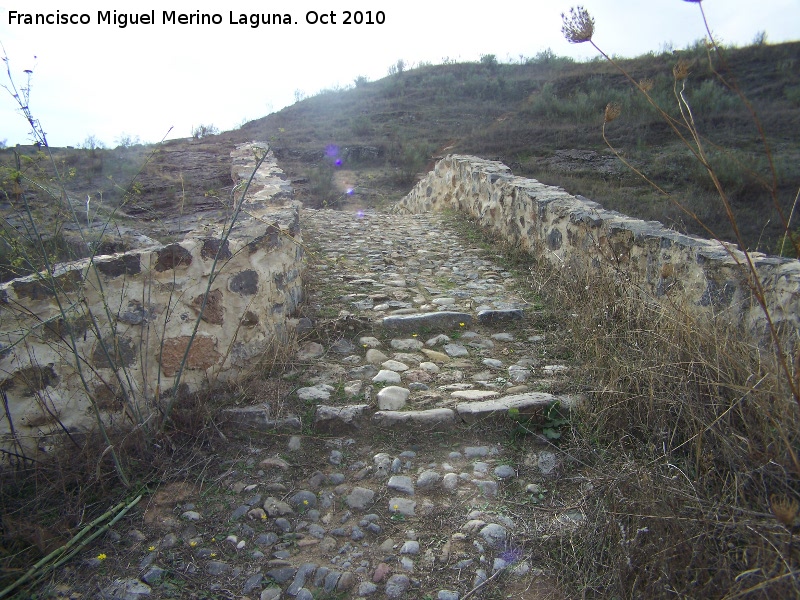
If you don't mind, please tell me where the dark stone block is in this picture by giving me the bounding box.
[274,268,300,290]
[477,309,524,324]
[155,244,192,272]
[96,254,141,278]
[0,364,58,394]
[92,335,137,369]
[41,315,90,342]
[191,289,224,325]
[700,280,735,308]
[201,238,232,261]
[13,271,82,300]
[248,224,282,254]
[229,270,259,295]
[240,311,259,327]
[118,301,154,325]
[547,228,562,251]
[382,311,472,332]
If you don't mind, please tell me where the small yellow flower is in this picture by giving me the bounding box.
[148,546,155,552]
[363,344,368,348]
[412,333,418,337]
[393,504,399,510]
[189,541,197,547]
[303,500,309,505]
[261,514,267,520]
[459,322,465,327]
[211,537,216,542]
[210,552,217,558]
[97,553,107,560]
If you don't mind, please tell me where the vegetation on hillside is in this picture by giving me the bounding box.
[237,38,799,253]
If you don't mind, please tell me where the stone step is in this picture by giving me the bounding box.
[455,392,580,424]
[476,308,524,324]
[313,404,370,433]
[382,311,472,332]
[372,408,456,427]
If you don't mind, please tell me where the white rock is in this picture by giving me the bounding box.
[538,451,557,475]
[359,336,382,348]
[373,370,402,384]
[426,334,451,346]
[381,359,410,372]
[297,384,335,401]
[444,344,469,357]
[391,338,424,351]
[432,297,456,306]
[377,386,410,410]
[450,390,500,400]
[296,341,325,361]
[366,349,389,364]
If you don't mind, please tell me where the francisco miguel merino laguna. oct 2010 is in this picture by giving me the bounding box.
[7,10,295,28]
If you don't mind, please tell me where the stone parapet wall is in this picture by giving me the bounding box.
[0,142,303,454]
[396,154,800,344]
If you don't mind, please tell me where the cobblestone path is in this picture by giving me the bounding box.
[64,208,582,600]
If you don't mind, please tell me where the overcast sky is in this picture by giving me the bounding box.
[1,0,798,148]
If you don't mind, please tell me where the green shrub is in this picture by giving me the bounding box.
[191,123,219,139]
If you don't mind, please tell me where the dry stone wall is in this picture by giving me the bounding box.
[396,154,800,345]
[0,142,303,454]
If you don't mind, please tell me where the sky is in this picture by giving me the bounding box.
[1,0,798,148]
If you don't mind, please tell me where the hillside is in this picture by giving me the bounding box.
[1,40,799,600]
[2,41,798,280]
[234,41,800,253]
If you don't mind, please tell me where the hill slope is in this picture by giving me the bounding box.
[236,41,800,253]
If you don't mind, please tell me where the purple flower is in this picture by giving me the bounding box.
[499,545,523,564]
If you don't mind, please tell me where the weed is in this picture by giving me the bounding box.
[508,401,569,441]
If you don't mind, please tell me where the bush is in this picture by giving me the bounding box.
[114,133,141,148]
[80,135,105,150]
[191,123,219,139]
[479,53,498,72]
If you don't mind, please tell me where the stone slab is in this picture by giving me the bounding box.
[382,312,472,332]
[314,404,370,433]
[372,408,455,427]
[455,393,559,423]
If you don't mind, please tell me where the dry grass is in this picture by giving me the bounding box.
[519,8,800,593]
[453,208,800,597]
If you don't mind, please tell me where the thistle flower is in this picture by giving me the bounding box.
[638,78,654,93]
[770,494,799,529]
[561,6,594,44]
[673,59,692,81]
[604,102,622,124]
